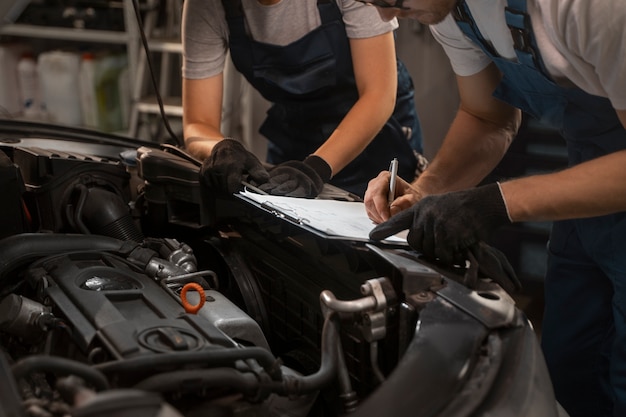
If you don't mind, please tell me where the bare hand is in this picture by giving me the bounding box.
[364,171,421,224]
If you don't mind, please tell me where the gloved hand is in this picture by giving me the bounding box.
[258,155,332,198]
[369,183,512,265]
[200,139,269,194]
[468,242,522,294]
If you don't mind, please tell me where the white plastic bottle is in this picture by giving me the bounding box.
[37,50,83,126]
[16,52,42,119]
[79,52,99,128]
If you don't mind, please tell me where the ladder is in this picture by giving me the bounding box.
[127,0,256,149]
[127,0,183,141]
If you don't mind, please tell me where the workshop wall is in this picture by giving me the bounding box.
[395,20,459,160]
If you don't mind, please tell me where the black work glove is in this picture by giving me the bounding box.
[370,183,511,265]
[467,242,522,294]
[258,155,332,198]
[200,139,269,194]
[370,183,520,294]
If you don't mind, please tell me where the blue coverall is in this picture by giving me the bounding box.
[221,0,423,197]
[454,1,626,415]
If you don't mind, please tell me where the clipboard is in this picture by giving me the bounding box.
[235,189,408,246]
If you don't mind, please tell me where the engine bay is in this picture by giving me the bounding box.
[0,127,562,417]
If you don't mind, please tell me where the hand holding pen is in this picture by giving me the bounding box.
[364,159,421,224]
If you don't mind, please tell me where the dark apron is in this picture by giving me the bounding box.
[454,1,626,416]
[221,0,422,196]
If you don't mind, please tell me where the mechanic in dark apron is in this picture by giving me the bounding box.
[454,1,626,416]
[221,0,423,197]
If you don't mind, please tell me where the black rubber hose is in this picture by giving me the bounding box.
[94,347,282,381]
[77,186,144,243]
[134,367,259,395]
[0,233,134,283]
[135,316,346,398]
[11,355,110,392]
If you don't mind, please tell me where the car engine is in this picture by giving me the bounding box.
[0,127,564,417]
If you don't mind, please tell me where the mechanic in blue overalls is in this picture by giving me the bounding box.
[361,1,626,416]
[182,0,426,198]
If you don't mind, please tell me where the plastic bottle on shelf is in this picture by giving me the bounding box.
[37,50,83,126]
[0,44,28,117]
[94,53,127,132]
[79,52,99,129]
[16,52,42,119]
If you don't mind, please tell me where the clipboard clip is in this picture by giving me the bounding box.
[241,181,268,195]
[260,201,307,225]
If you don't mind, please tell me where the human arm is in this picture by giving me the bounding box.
[370,142,626,270]
[312,31,399,173]
[183,74,269,193]
[493,1,626,220]
[501,109,626,222]
[365,62,521,223]
[180,0,231,160]
[181,0,268,195]
[370,106,626,262]
[261,31,401,198]
[182,75,225,161]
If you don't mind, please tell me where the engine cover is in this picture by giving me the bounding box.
[32,252,236,359]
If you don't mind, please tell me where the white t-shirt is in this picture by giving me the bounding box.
[430,0,626,110]
[182,0,399,80]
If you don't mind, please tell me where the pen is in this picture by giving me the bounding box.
[388,157,398,205]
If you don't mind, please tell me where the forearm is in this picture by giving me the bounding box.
[314,92,394,174]
[501,149,626,222]
[183,123,223,161]
[414,107,520,195]
[182,75,225,160]
[314,33,397,174]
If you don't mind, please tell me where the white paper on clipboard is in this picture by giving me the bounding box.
[238,190,408,245]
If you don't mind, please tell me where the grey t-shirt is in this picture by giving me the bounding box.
[182,0,399,80]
